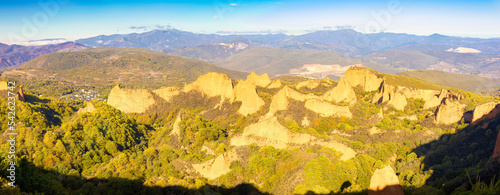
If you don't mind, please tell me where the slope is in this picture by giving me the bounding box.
[399,70,500,94]
[0,42,87,69]
[1,47,246,97]
[215,47,360,76]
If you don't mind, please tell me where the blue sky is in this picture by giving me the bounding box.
[1,0,499,45]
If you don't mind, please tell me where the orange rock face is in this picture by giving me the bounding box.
[369,165,404,195]
[472,102,500,125]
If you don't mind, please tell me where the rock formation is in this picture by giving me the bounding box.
[304,99,352,118]
[184,72,234,101]
[107,85,156,113]
[322,76,356,104]
[296,80,321,89]
[192,149,240,180]
[170,114,182,136]
[373,81,407,111]
[266,86,290,118]
[422,89,448,109]
[230,117,355,161]
[435,98,466,125]
[345,66,383,92]
[16,86,25,102]
[368,165,404,195]
[77,102,96,113]
[472,102,500,124]
[246,72,271,87]
[0,81,8,90]
[233,80,265,116]
[267,79,282,89]
[152,87,180,102]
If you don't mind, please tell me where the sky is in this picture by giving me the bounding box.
[0,0,499,45]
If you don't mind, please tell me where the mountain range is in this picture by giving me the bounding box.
[0,42,86,69]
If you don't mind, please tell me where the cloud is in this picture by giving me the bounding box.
[215,29,288,34]
[129,26,149,31]
[129,25,173,32]
[8,38,70,46]
[304,25,356,32]
[229,3,237,6]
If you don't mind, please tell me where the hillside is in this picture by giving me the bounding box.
[400,70,500,94]
[1,47,246,97]
[164,38,252,63]
[216,47,361,76]
[0,42,87,69]
[1,66,499,194]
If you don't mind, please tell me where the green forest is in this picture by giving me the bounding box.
[0,75,499,194]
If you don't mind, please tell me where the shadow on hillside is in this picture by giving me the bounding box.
[7,156,414,195]
[411,114,500,194]
[6,157,270,195]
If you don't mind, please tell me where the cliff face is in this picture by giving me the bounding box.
[322,76,356,104]
[368,165,404,195]
[372,81,407,111]
[233,80,265,116]
[265,86,352,119]
[305,99,352,118]
[230,116,356,161]
[246,72,271,87]
[192,149,240,180]
[77,102,96,113]
[472,102,500,124]
[435,98,466,125]
[184,72,235,101]
[152,87,180,102]
[107,85,156,113]
[0,81,8,90]
[267,79,282,89]
[345,67,383,92]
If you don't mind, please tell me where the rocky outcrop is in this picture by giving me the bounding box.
[184,72,234,101]
[246,72,271,87]
[422,89,448,109]
[230,117,355,160]
[0,81,7,90]
[192,149,240,180]
[170,114,182,136]
[152,87,180,102]
[266,86,290,118]
[305,99,352,118]
[322,76,356,104]
[372,81,407,111]
[267,79,282,89]
[472,102,500,124]
[435,98,466,125]
[77,102,96,113]
[369,165,404,195]
[233,80,265,116]
[296,80,321,89]
[16,87,25,102]
[345,66,383,92]
[107,85,156,113]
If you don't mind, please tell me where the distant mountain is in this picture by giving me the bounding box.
[399,70,500,94]
[2,47,247,97]
[164,37,253,63]
[363,49,500,79]
[77,29,232,51]
[215,47,360,76]
[76,29,500,58]
[0,42,87,69]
